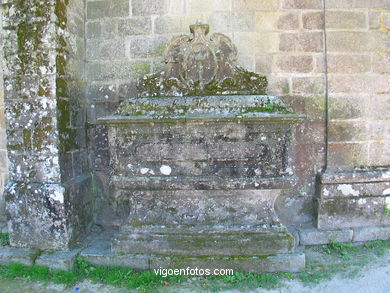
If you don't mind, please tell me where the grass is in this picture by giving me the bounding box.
[384,205,390,216]
[0,234,9,246]
[322,238,357,260]
[0,239,388,292]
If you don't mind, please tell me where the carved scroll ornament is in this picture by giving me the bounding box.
[137,22,267,97]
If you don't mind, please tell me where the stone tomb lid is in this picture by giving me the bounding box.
[100,95,304,123]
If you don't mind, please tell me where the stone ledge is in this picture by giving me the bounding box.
[298,226,390,246]
[0,246,37,266]
[316,169,390,230]
[320,168,390,184]
[298,228,353,245]
[80,238,305,273]
[35,249,82,271]
[353,226,390,242]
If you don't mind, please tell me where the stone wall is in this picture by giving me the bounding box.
[326,1,390,169]
[316,0,390,231]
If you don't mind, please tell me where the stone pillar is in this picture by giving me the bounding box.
[2,0,93,250]
[316,2,390,235]
[0,2,9,228]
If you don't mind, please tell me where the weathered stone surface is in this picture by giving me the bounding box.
[132,0,167,16]
[384,12,390,29]
[255,12,279,30]
[277,13,299,30]
[280,32,323,52]
[113,229,295,256]
[325,11,367,29]
[353,226,390,242]
[275,56,313,73]
[328,96,368,120]
[327,32,390,52]
[328,75,389,93]
[292,77,324,94]
[369,141,390,166]
[80,238,149,269]
[98,22,304,266]
[317,169,390,230]
[317,197,389,229]
[232,13,255,31]
[327,142,369,170]
[299,228,353,245]
[80,238,305,273]
[149,252,306,273]
[5,175,94,251]
[233,0,279,11]
[326,0,390,9]
[372,54,390,74]
[328,120,368,142]
[137,23,267,97]
[0,246,36,266]
[369,11,381,30]
[282,0,323,9]
[118,17,152,36]
[327,55,371,73]
[87,0,129,19]
[129,36,169,58]
[36,249,81,271]
[319,181,390,199]
[2,0,95,251]
[302,12,324,30]
[86,61,151,82]
[86,39,126,60]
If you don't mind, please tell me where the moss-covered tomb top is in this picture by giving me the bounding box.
[112,95,293,118]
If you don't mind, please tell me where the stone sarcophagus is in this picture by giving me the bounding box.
[100,23,305,272]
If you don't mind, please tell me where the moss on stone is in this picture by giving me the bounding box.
[137,67,267,97]
[57,94,78,152]
[22,129,32,151]
[242,104,290,114]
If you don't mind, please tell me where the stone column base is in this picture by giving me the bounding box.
[4,174,93,251]
[316,168,390,230]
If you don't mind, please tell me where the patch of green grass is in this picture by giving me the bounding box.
[0,263,80,286]
[0,240,388,291]
[363,239,390,256]
[74,257,185,291]
[322,239,357,260]
[299,258,349,284]
[0,233,9,246]
[384,205,390,216]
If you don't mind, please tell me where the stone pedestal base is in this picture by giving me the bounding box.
[5,174,94,250]
[111,189,296,258]
[316,168,390,229]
